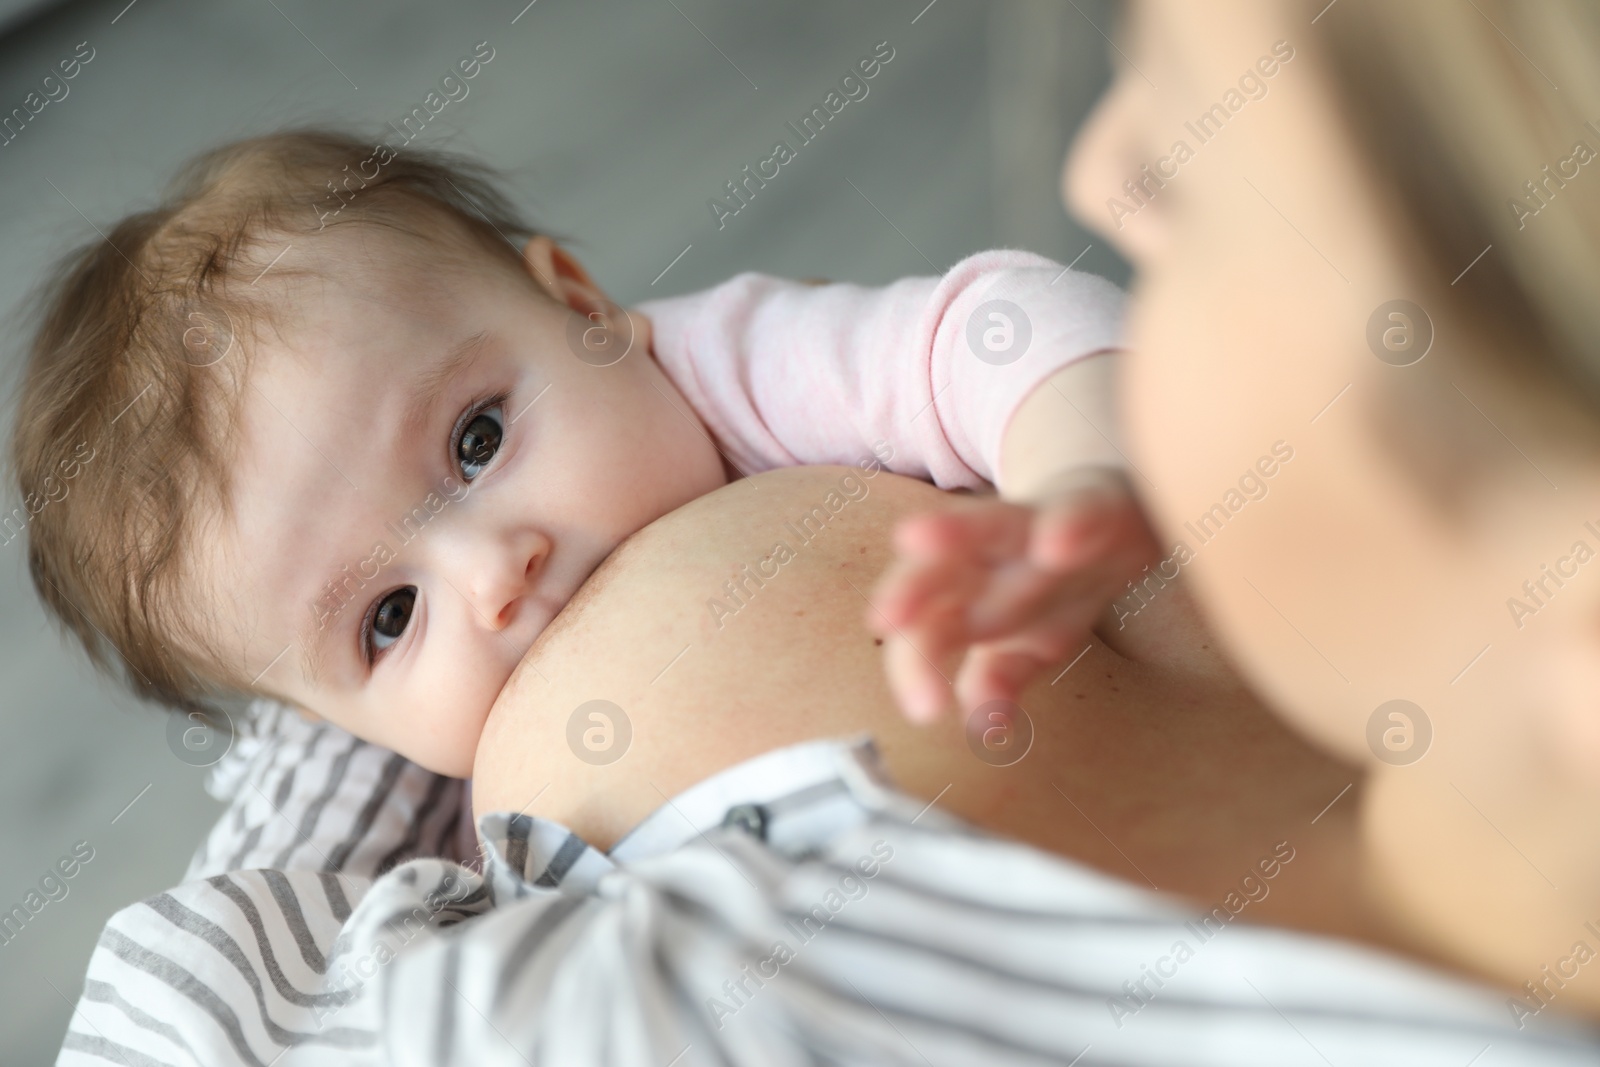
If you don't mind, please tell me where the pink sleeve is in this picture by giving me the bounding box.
[636,249,1126,490]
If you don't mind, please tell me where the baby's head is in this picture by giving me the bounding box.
[10,128,726,776]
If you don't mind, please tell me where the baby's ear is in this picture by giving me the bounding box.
[520,235,610,319]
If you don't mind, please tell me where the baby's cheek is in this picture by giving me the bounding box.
[417,711,480,779]
[396,671,499,779]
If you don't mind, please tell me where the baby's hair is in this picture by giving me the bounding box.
[6,127,539,716]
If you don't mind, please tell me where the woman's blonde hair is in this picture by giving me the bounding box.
[1317,0,1600,408]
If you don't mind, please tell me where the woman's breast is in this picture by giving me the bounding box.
[469,465,1371,947]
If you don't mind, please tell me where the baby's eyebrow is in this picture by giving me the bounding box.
[401,330,491,438]
[298,604,335,688]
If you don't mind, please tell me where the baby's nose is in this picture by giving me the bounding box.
[463,531,548,631]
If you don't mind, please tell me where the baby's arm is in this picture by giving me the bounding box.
[637,249,1126,489]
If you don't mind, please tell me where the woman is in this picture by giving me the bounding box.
[1056,0,1600,1012]
[472,0,1600,1038]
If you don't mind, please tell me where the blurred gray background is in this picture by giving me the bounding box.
[0,0,1121,1059]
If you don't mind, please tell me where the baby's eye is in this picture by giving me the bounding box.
[454,403,504,481]
[363,586,415,664]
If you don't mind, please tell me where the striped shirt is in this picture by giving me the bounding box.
[56,701,1600,1066]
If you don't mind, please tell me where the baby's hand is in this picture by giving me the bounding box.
[866,466,1160,723]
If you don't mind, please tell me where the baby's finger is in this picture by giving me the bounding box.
[955,627,1092,714]
[893,502,1034,564]
[953,643,1048,714]
[888,584,976,719]
[962,561,1058,639]
[883,628,956,723]
[870,552,988,631]
[963,546,1125,640]
[1029,505,1120,571]
[1032,494,1159,574]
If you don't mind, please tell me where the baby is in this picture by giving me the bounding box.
[8,128,1156,778]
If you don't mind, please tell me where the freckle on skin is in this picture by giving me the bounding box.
[873,637,883,646]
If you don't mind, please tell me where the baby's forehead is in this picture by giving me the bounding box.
[274,224,474,313]
[246,230,501,372]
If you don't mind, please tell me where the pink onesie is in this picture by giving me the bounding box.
[638,249,1127,491]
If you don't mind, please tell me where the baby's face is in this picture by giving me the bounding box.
[210,230,727,776]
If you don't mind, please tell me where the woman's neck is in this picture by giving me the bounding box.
[1363,766,1600,1020]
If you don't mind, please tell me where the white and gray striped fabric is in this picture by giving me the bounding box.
[56,702,1600,1066]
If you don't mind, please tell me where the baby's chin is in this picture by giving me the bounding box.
[402,679,517,779]
[396,716,483,777]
